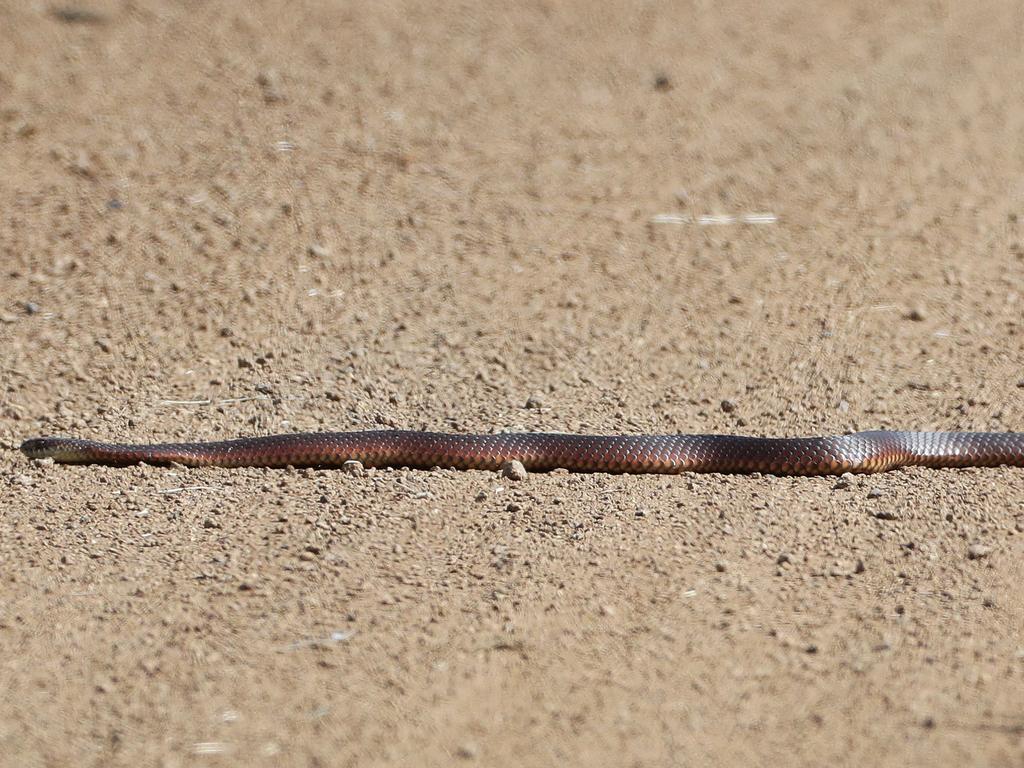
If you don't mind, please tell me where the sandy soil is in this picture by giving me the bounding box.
[3,0,1024,765]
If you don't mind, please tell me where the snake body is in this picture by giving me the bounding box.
[19,430,1024,475]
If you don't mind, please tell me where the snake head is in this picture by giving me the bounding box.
[20,437,89,462]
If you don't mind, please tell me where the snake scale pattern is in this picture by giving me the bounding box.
[19,430,1024,475]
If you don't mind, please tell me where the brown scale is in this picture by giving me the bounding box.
[18,430,1024,476]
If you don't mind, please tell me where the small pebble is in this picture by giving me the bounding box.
[832,472,855,490]
[341,460,365,476]
[776,552,792,565]
[524,395,543,409]
[714,561,728,573]
[720,399,737,413]
[307,243,329,258]
[906,307,926,321]
[653,73,673,91]
[872,509,898,520]
[500,460,527,481]
[866,488,884,499]
[71,151,93,177]
[967,543,992,560]
[256,69,285,103]
[456,743,478,760]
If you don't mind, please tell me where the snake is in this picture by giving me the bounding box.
[18,430,1024,475]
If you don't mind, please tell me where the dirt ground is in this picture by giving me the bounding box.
[2,0,1024,765]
